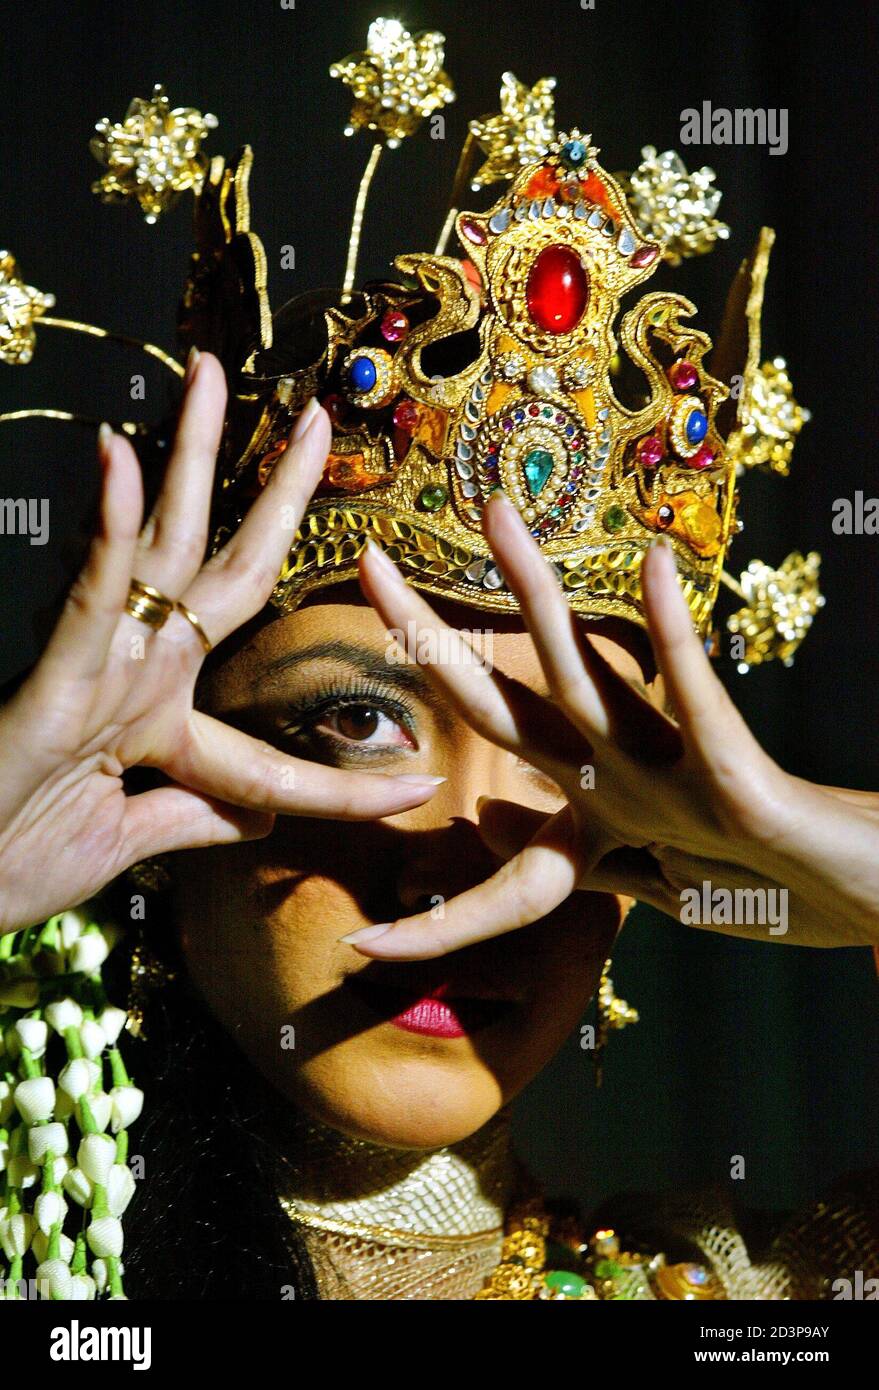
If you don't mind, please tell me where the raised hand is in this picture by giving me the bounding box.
[346,489,879,958]
[0,351,443,933]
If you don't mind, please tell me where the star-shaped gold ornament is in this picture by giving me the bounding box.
[468,72,558,188]
[727,357,810,477]
[727,551,824,669]
[90,84,218,223]
[626,145,730,265]
[0,251,56,365]
[330,18,455,148]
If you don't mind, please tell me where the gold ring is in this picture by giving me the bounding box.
[174,601,212,653]
[125,578,174,631]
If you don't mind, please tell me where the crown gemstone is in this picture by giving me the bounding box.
[560,139,588,170]
[637,435,664,467]
[630,244,660,268]
[669,359,698,391]
[460,217,487,245]
[348,355,377,393]
[418,484,448,512]
[603,505,627,533]
[689,444,716,470]
[526,245,589,334]
[381,309,409,343]
[685,409,708,444]
[524,448,554,496]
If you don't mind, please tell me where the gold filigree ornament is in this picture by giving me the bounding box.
[624,146,730,265]
[469,73,559,189]
[725,552,825,671]
[90,83,218,223]
[726,356,811,477]
[0,250,55,364]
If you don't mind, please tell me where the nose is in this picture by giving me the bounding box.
[394,744,524,913]
[395,818,500,913]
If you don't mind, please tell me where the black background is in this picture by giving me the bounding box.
[1,0,877,1218]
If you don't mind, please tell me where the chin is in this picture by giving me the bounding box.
[291,1046,518,1150]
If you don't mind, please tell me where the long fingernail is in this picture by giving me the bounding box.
[475,794,491,813]
[184,345,200,387]
[291,396,321,442]
[363,537,404,582]
[339,923,391,945]
[395,774,446,786]
[97,422,113,454]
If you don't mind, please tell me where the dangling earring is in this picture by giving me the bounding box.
[125,858,175,1039]
[592,959,639,1089]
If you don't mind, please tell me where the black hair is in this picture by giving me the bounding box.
[103,890,320,1301]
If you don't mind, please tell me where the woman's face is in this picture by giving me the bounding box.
[174,583,657,1149]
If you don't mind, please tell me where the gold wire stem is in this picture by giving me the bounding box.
[342,142,384,303]
[37,317,184,377]
[0,409,142,434]
[719,569,747,602]
[434,131,477,256]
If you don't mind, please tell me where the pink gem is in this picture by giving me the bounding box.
[381,309,409,343]
[669,360,698,391]
[630,245,660,269]
[570,438,581,449]
[688,444,716,470]
[393,399,419,432]
[460,217,487,245]
[637,435,664,467]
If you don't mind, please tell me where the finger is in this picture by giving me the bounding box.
[358,538,584,781]
[483,491,682,761]
[133,349,227,593]
[180,398,330,646]
[122,784,276,862]
[482,490,610,733]
[641,538,744,754]
[38,427,143,684]
[340,809,602,959]
[171,711,446,819]
[476,798,682,915]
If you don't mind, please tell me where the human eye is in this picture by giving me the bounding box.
[277,677,418,764]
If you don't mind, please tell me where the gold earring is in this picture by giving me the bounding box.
[593,960,639,1088]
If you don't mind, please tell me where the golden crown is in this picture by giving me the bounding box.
[0,18,822,667]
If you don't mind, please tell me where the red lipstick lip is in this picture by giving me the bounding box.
[344,976,517,1039]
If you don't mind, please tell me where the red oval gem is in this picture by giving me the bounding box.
[526,245,589,334]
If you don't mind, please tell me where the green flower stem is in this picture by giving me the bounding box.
[115,1130,128,1165]
[77,1095,98,1136]
[18,1045,41,1081]
[0,932,16,960]
[106,1254,124,1298]
[63,1026,84,1060]
[109,1048,130,1088]
[8,1254,22,1295]
[41,1149,58,1194]
[71,1231,87,1277]
[47,1220,61,1263]
[91,1181,108,1220]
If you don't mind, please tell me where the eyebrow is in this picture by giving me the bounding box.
[251,639,455,730]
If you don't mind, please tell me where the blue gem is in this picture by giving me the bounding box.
[565,425,575,436]
[349,355,377,393]
[560,139,587,169]
[515,409,525,422]
[686,409,708,444]
[566,481,577,492]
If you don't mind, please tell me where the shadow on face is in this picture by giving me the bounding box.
[173,582,659,1148]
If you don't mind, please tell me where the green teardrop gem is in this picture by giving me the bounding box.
[524,448,553,496]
